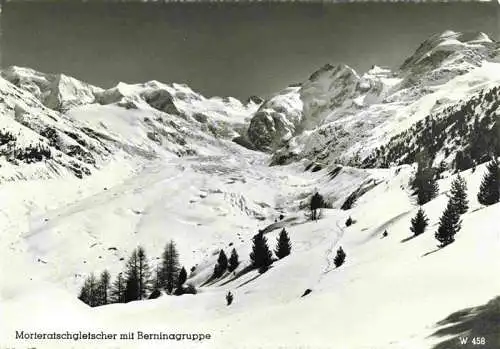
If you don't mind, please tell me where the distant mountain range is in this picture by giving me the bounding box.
[0,30,498,182]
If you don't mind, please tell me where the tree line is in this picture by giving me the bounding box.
[78,240,195,307]
[409,158,499,247]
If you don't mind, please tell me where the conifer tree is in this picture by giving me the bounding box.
[334,247,346,268]
[78,273,98,307]
[435,199,462,247]
[97,270,111,306]
[275,228,292,259]
[124,249,140,302]
[136,246,152,300]
[413,165,439,205]
[477,158,500,206]
[124,271,140,303]
[213,250,228,278]
[87,273,98,306]
[152,264,162,291]
[450,173,469,214]
[177,267,187,288]
[160,240,180,294]
[110,272,126,303]
[250,232,273,273]
[226,291,233,306]
[410,207,429,236]
[228,248,239,272]
[310,192,324,221]
[78,281,89,305]
[345,216,353,227]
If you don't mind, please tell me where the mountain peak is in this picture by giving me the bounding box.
[400,30,495,72]
[308,63,357,82]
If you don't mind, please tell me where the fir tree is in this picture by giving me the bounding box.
[177,267,187,288]
[333,247,346,268]
[124,271,140,303]
[226,291,234,306]
[124,249,140,302]
[477,158,500,206]
[87,273,98,307]
[79,273,98,307]
[78,282,89,305]
[310,192,324,221]
[110,272,126,303]
[345,216,353,227]
[97,270,111,306]
[410,207,429,236]
[160,240,180,294]
[250,232,273,273]
[213,250,228,278]
[413,165,439,205]
[435,199,462,247]
[450,173,469,214]
[275,228,292,259]
[228,248,239,272]
[152,264,162,291]
[136,246,152,300]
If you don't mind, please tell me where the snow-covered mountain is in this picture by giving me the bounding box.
[0,68,261,182]
[2,66,103,112]
[243,31,500,168]
[0,30,499,349]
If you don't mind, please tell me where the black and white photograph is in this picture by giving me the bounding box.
[0,1,499,348]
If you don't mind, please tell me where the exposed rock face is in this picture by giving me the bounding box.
[247,86,302,152]
[246,95,264,105]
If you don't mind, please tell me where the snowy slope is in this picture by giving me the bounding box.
[1,148,498,349]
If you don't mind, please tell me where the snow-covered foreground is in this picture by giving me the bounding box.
[0,141,499,349]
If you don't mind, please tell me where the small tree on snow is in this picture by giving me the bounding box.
[78,273,98,307]
[450,173,469,214]
[334,247,346,268]
[250,232,273,273]
[275,228,292,259]
[160,240,180,294]
[136,246,152,300]
[310,192,324,221]
[174,266,188,295]
[477,158,500,206]
[213,250,228,278]
[410,207,429,236]
[435,199,461,248]
[177,267,187,289]
[345,216,353,227]
[228,248,239,272]
[226,291,234,306]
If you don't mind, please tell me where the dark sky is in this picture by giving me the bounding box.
[2,2,499,99]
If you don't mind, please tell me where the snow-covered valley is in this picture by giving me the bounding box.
[0,30,499,349]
